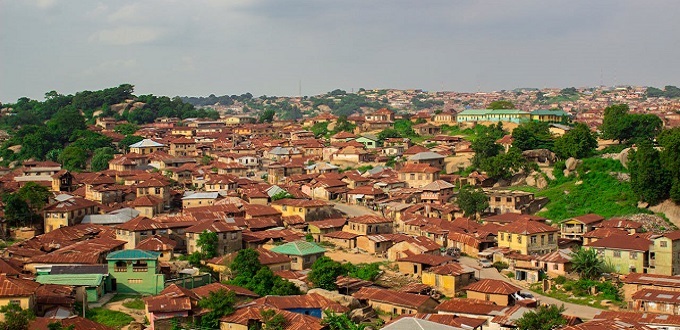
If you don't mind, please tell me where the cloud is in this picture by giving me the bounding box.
[89,27,164,45]
[83,59,138,76]
[33,0,57,9]
[107,4,142,23]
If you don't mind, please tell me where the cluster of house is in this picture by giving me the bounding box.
[2,109,680,329]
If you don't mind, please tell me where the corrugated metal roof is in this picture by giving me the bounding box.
[106,249,160,261]
[36,274,104,287]
[270,241,325,256]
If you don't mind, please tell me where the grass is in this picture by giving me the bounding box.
[86,308,135,328]
[510,158,648,221]
[530,278,624,310]
[107,294,140,304]
[122,298,145,310]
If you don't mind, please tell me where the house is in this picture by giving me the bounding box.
[497,218,558,255]
[407,152,445,169]
[135,235,177,262]
[530,109,569,123]
[594,310,680,329]
[36,274,107,303]
[387,236,441,261]
[421,180,455,204]
[353,287,439,316]
[0,274,40,316]
[168,137,197,157]
[130,195,164,218]
[355,134,380,149]
[115,216,169,250]
[486,190,547,215]
[241,293,348,318]
[433,112,456,126]
[622,273,680,301]
[632,289,680,315]
[356,234,405,256]
[397,254,455,276]
[649,231,680,275]
[456,109,530,124]
[143,284,201,329]
[271,198,335,222]
[43,196,101,233]
[560,214,605,241]
[308,218,347,238]
[182,191,222,209]
[106,249,165,295]
[24,237,126,273]
[215,247,291,274]
[332,145,369,164]
[219,306,325,330]
[346,186,388,207]
[329,131,357,143]
[585,234,652,275]
[344,215,393,236]
[596,218,643,234]
[321,231,360,249]
[463,279,523,306]
[186,220,242,256]
[128,139,166,155]
[421,263,476,297]
[269,241,326,270]
[413,123,441,136]
[398,164,440,188]
[535,249,573,277]
[435,297,505,320]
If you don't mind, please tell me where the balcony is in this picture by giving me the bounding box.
[561,227,584,234]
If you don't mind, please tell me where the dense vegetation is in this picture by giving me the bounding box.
[0,84,213,170]
[646,85,680,98]
[228,249,301,296]
[308,256,383,291]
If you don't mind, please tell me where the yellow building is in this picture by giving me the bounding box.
[0,275,39,320]
[650,231,680,276]
[270,198,334,222]
[43,196,100,233]
[497,218,558,255]
[422,263,476,297]
[586,234,651,275]
[398,163,440,189]
[181,192,221,209]
[128,139,166,155]
[463,279,522,307]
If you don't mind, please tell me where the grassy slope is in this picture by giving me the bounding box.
[514,158,648,221]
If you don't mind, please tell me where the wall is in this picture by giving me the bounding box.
[467,291,510,306]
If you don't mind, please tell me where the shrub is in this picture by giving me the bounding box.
[493,262,509,272]
[553,276,567,285]
[122,299,145,310]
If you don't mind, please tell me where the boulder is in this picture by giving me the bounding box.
[526,174,536,187]
[308,288,361,309]
[349,306,377,323]
[619,148,631,168]
[535,175,548,189]
[510,173,527,186]
[290,279,309,293]
[565,157,581,171]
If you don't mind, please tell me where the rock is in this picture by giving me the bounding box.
[638,201,649,208]
[619,148,631,168]
[535,175,548,189]
[308,288,361,309]
[510,173,527,186]
[526,175,536,187]
[610,172,630,182]
[545,169,556,181]
[290,279,309,293]
[575,180,583,186]
[494,179,510,187]
[349,306,377,323]
[563,169,571,177]
[565,157,581,171]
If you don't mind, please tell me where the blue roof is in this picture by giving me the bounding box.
[106,249,160,261]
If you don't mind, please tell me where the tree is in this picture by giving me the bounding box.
[629,141,671,205]
[258,109,275,123]
[456,187,488,219]
[571,248,605,280]
[119,135,144,152]
[90,147,116,171]
[514,304,567,330]
[311,122,329,138]
[17,182,51,213]
[659,128,680,203]
[393,119,417,138]
[47,106,86,143]
[230,248,262,278]
[332,116,356,133]
[554,123,598,159]
[47,322,75,330]
[58,145,88,171]
[471,133,502,167]
[308,257,346,290]
[0,304,34,330]
[377,128,401,142]
[600,104,630,143]
[2,194,33,227]
[479,147,528,179]
[197,230,219,259]
[271,191,294,201]
[322,310,379,330]
[198,288,236,329]
[260,309,286,330]
[511,121,554,151]
[488,100,515,109]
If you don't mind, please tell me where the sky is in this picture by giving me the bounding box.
[1,0,679,102]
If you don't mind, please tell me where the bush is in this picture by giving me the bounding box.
[86,308,134,328]
[553,276,567,285]
[493,262,509,272]
[122,299,145,310]
[506,272,515,279]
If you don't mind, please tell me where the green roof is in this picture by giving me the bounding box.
[36,274,104,287]
[530,109,569,116]
[270,241,326,256]
[106,249,160,261]
[458,109,529,115]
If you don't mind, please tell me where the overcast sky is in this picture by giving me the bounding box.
[1,0,678,102]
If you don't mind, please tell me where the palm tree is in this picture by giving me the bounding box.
[571,248,604,280]
[322,310,381,330]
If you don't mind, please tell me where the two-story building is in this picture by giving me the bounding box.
[344,215,393,236]
[115,216,169,250]
[185,220,242,256]
[43,196,101,233]
[497,218,558,255]
[269,241,325,271]
[560,214,605,241]
[106,250,165,295]
[271,198,335,222]
[128,139,166,155]
[398,164,440,188]
[649,231,680,276]
[586,234,652,275]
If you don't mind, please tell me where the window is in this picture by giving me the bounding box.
[630,252,638,260]
[613,250,621,258]
[530,236,537,244]
[553,264,559,270]
[661,241,668,248]
[517,236,522,244]
[495,197,501,202]
[9,300,20,306]
[506,197,512,203]
[508,234,512,242]
[282,205,287,211]
[155,188,161,194]
[127,279,143,284]
[541,235,545,245]
[410,174,415,180]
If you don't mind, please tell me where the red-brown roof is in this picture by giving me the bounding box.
[0,274,40,297]
[426,263,476,276]
[114,216,168,231]
[387,313,487,329]
[31,316,115,330]
[185,219,241,233]
[349,215,392,224]
[323,231,360,240]
[271,198,331,208]
[135,235,177,251]
[353,287,434,309]
[622,273,680,288]
[594,310,680,327]
[500,218,558,235]
[192,282,258,298]
[307,218,346,229]
[586,234,651,251]
[397,163,440,174]
[463,279,521,295]
[571,213,605,224]
[397,254,455,267]
[242,293,348,313]
[220,306,325,330]
[144,284,199,313]
[435,298,504,315]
